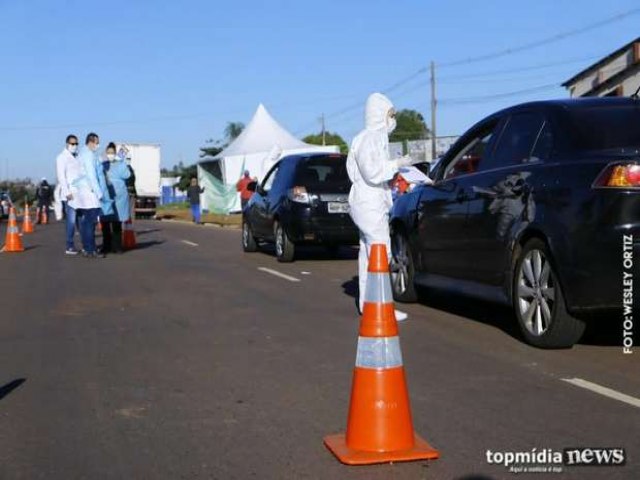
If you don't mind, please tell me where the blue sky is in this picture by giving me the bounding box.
[0,0,639,180]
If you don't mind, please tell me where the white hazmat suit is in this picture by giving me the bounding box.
[347,93,413,320]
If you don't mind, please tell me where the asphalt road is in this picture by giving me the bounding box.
[0,219,638,480]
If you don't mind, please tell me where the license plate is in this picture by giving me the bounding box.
[328,202,349,214]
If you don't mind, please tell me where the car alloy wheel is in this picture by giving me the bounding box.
[274,221,295,262]
[276,226,284,256]
[513,239,585,348]
[390,230,417,302]
[516,248,555,337]
[242,219,257,252]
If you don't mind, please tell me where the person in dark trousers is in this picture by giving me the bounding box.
[35,178,53,223]
[99,142,132,254]
[187,177,204,224]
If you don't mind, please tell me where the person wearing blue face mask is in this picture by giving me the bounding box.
[76,132,105,258]
[98,142,131,253]
[55,134,81,255]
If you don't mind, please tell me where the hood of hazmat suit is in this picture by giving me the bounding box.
[347,92,399,216]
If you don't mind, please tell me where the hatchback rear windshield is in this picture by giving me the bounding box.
[566,105,640,151]
[294,156,348,186]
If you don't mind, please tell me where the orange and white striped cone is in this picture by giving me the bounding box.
[122,219,136,250]
[324,244,439,465]
[23,203,34,234]
[3,207,25,253]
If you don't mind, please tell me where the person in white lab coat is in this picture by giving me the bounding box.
[55,134,81,254]
[75,132,106,258]
[347,93,414,321]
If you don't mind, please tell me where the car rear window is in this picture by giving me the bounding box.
[294,156,348,186]
[567,105,640,151]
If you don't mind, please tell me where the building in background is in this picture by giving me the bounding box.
[389,136,460,163]
[563,37,640,97]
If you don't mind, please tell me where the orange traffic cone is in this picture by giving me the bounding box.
[3,207,25,253]
[23,203,34,234]
[122,218,136,250]
[324,244,439,465]
[40,207,48,225]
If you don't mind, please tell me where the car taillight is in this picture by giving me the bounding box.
[288,186,311,204]
[594,163,640,188]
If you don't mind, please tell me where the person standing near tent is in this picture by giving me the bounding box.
[187,177,205,224]
[347,92,414,321]
[236,170,253,210]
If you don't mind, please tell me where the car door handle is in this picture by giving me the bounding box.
[456,190,468,202]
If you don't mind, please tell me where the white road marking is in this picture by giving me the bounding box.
[181,240,199,247]
[257,267,301,283]
[561,377,640,409]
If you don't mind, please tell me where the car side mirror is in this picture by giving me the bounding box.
[247,181,257,192]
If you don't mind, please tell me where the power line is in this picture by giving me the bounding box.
[440,82,559,105]
[439,7,640,67]
[437,53,605,81]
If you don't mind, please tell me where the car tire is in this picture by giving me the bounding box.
[242,218,258,252]
[274,221,295,262]
[390,228,418,303]
[513,239,585,348]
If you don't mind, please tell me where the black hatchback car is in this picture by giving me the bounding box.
[390,97,640,348]
[242,152,358,262]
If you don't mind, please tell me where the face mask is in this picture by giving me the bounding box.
[387,116,397,134]
[107,154,116,162]
[67,144,78,154]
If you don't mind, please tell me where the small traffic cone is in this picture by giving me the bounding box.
[122,218,136,250]
[3,207,25,253]
[40,207,48,225]
[23,203,34,234]
[324,244,439,465]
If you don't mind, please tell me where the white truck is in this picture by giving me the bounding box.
[117,143,161,218]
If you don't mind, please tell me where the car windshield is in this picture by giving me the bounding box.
[294,156,348,188]
[567,105,640,151]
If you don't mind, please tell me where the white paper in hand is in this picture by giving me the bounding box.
[398,166,433,185]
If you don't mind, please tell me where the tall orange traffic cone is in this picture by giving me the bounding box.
[3,207,25,253]
[23,203,34,234]
[122,218,136,250]
[324,244,439,465]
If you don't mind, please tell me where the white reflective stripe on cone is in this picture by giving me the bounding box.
[355,336,403,369]
[8,226,18,234]
[364,272,393,304]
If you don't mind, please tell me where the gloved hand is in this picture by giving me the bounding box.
[396,155,415,168]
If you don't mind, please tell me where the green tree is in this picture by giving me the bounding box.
[303,132,349,154]
[389,109,430,144]
[176,164,198,192]
[224,122,245,143]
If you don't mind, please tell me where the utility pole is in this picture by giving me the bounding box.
[430,61,437,161]
[321,113,326,146]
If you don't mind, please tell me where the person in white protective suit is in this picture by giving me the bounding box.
[347,93,414,321]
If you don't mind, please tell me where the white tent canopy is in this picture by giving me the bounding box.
[213,104,312,158]
[198,104,339,213]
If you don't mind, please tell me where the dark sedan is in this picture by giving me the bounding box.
[390,97,640,348]
[242,152,358,262]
